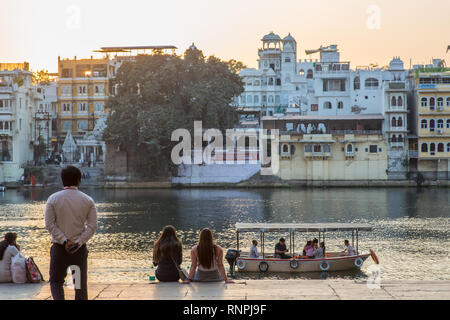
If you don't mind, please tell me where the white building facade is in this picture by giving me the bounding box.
[0,65,42,182]
[237,32,412,176]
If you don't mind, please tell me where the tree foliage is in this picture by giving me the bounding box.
[32,69,51,85]
[103,47,244,178]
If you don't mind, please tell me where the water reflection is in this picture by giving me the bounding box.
[0,187,449,282]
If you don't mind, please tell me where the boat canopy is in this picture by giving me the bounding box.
[235,223,373,233]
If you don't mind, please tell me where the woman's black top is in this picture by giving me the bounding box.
[154,247,182,281]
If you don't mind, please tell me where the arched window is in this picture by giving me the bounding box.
[430,97,435,107]
[438,143,444,152]
[421,143,428,152]
[282,144,289,153]
[268,96,274,103]
[241,95,246,103]
[437,97,444,107]
[447,119,450,129]
[354,77,360,90]
[391,117,396,127]
[315,64,322,72]
[365,78,379,88]
[397,117,403,127]
[421,97,428,107]
[324,101,332,109]
[447,97,450,107]
[268,78,274,85]
[391,135,397,142]
[347,144,353,152]
[299,69,305,76]
[398,135,404,142]
[430,143,436,153]
[437,119,444,128]
[306,69,313,79]
[337,101,344,109]
[247,95,252,103]
[421,119,428,129]
[391,96,397,107]
[254,95,259,103]
[447,143,450,152]
[398,96,403,107]
[430,119,435,131]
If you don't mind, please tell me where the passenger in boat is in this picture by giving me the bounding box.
[313,242,325,259]
[249,240,259,258]
[153,225,183,282]
[183,228,233,283]
[275,238,291,259]
[302,240,314,258]
[341,240,356,256]
[0,233,20,283]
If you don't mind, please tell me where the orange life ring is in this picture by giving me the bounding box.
[370,249,379,264]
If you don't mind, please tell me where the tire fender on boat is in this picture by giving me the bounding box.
[354,257,364,268]
[236,259,246,270]
[319,260,330,271]
[289,259,299,269]
[370,249,379,264]
[258,261,269,273]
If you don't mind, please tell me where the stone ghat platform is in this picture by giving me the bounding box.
[1,280,449,300]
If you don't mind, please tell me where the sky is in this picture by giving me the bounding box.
[0,0,449,72]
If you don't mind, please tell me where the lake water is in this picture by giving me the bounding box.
[0,187,449,282]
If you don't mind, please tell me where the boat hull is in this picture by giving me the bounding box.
[235,254,370,273]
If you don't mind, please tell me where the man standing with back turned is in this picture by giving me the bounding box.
[45,165,98,300]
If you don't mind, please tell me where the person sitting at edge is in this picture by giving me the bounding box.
[314,242,326,259]
[341,240,356,256]
[249,240,259,258]
[183,228,233,283]
[45,165,98,300]
[153,225,183,282]
[275,238,291,259]
[0,233,20,283]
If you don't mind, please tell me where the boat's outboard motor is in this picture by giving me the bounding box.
[225,249,240,274]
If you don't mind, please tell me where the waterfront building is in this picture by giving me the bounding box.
[262,115,387,181]
[35,81,58,162]
[411,60,450,179]
[0,63,42,182]
[237,32,412,177]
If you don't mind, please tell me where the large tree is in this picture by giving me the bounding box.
[103,47,244,178]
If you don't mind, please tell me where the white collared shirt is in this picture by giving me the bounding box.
[45,187,98,245]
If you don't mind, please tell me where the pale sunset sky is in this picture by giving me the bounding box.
[0,0,449,72]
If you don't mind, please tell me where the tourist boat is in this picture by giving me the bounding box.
[225,223,379,273]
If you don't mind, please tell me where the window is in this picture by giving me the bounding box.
[78,86,87,94]
[268,78,274,85]
[397,117,403,127]
[324,101,332,109]
[77,120,88,130]
[323,79,346,92]
[437,97,444,107]
[398,135,404,142]
[95,103,104,112]
[421,97,428,107]
[430,143,436,154]
[311,104,318,111]
[304,145,312,153]
[262,95,267,103]
[62,120,72,131]
[282,144,289,153]
[78,103,87,112]
[241,96,246,103]
[398,96,403,107]
[391,135,397,143]
[254,95,259,103]
[391,117,396,127]
[323,145,331,153]
[313,145,322,153]
[0,140,12,161]
[337,101,344,109]
[285,58,291,63]
[347,144,353,153]
[437,119,444,129]
[299,69,305,76]
[447,97,450,107]
[430,97,435,109]
[365,78,379,88]
[354,77,360,90]
[447,120,450,129]
[275,95,280,103]
[369,145,378,153]
[63,103,71,112]
[421,119,428,129]
[430,119,435,132]
[276,78,281,86]
[438,143,444,152]
[268,96,274,103]
[247,95,252,103]
[447,143,450,152]
[306,69,313,79]
[254,80,260,86]
[421,143,428,152]
[391,97,397,107]
[246,80,252,86]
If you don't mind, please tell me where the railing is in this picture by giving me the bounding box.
[330,130,383,135]
[0,86,13,93]
[0,129,12,135]
[0,107,12,113]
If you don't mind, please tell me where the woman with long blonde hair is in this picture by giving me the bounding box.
[183,228,233,283]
